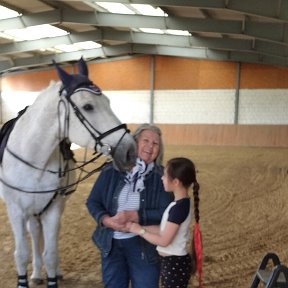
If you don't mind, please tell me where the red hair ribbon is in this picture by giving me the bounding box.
[194,222,203,288]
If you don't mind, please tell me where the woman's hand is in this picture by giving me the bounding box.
[120,210,139,222]
[113,210,139,225]
[102,211,139,232]
[102,215,127,231]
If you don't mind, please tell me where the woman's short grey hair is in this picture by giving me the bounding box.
[133,123,164,165]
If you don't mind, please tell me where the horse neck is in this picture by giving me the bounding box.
[7,82,64,166]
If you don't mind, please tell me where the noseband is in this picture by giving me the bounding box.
[61,86,129,157]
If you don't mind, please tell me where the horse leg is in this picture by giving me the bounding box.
[27,217,44,285]
[41,205,63,288]
[28,216,63,284]
[6,206,30,288]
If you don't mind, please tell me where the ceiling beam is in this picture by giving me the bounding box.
[82,0,288,22]
[1,42,287,74]
[0,2,287,71]
[1,28,287,60]
[1,9,288,45]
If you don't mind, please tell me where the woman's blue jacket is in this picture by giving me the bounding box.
[86,162,173,263]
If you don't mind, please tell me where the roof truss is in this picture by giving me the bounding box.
[0,0,287,73]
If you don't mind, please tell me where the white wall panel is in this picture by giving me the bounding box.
[154,90,235,124]
[105,90,150,123]
[1,91,38,122]
[239,89,288,124]
[1,89,288,125]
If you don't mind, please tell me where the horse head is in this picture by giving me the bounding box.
[54,58,136,171]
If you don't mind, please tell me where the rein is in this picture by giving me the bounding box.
[6,145,103,175]
[0,159,109,217]
[0,158,109,194]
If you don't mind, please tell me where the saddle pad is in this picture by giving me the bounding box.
[0,106,28,164]
[0,106,75,164]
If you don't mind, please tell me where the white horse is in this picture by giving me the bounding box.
[0,58,136,288]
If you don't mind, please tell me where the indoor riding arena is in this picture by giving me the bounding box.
[0,1,288,288]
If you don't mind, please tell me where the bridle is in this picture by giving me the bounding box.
[61,85,130,158]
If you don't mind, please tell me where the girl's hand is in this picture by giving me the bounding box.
[128,222,142,234]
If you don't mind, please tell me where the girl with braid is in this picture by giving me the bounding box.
[127,157,202,288]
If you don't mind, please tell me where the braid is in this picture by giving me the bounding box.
[190,180,201,276]
[193,181,200,223]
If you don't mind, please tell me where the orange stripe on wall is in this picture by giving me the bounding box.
[128,124,288,147]
[154,56,237,89]
[241,64,288,89]
[89,57,151,90]
[2,56,288,91]
[2,69,61,92]
[1,57,151,92]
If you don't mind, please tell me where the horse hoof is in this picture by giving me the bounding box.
[31,278,44,285]
[57,274,63,281]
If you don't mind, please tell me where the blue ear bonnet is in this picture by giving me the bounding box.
[59,74,102,98]
[53,58,102,98]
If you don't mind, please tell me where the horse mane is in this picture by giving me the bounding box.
[35,80,61,102]
[24,81,62,118]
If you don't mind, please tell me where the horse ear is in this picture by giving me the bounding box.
[53,60,73,87]
[78,57,89,76]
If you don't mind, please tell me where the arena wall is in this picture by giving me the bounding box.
[128,124,288,147]
[1,56,288,147]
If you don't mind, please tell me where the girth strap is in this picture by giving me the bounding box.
[33,187,76,218]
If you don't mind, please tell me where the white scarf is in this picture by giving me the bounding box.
[125,158,154,193]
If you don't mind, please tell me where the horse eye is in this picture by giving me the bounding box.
[83,104,94,111]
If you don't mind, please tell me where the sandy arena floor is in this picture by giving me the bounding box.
[1,145,288,288]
